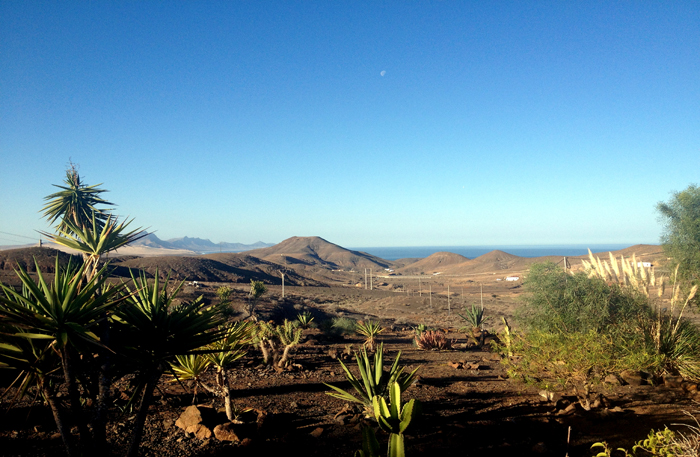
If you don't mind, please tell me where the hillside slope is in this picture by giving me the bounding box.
[246,236,393,270]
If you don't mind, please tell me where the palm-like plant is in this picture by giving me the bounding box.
[171,322,255,420]
[41,163,114,235]
[115,270,226,457]
[325,343,419,416]
[0,258,124,453]
[41,212,147,283]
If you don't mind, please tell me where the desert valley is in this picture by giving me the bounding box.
[1,237,692,457]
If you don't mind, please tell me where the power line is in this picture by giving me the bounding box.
[0,231,41,241]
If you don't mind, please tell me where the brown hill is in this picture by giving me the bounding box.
[398,252,470,274]
[115,254,320,286]
[245,236,392,270]
[0,247,77,273]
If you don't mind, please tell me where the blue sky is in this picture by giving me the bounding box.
[1,1,698,248]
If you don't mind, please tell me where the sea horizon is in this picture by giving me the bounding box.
[351,244,655,261]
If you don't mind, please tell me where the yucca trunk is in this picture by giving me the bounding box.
[60,345,91,451]
[92,317,111,449]
[218,369,234,422]
[40,376,77,457]
[126,370,162,457]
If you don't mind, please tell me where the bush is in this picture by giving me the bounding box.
[518,262,650,336]
[319,316,357,338]
[501,330,654,391]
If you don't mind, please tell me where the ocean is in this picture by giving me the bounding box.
[350,244,638,261]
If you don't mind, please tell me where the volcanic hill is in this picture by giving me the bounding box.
[245,236,392,271]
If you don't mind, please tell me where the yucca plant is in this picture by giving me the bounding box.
[246,280,267,320]
[171,321,255,420]
[0,258,124,455]
[115,269,226,457]
[40,163,114,235]
[356,320,384,352]
[325,343,419,416]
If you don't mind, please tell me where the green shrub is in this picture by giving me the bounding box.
[518,262,650,336]
[501,330,654,390]
[320,316,357,338]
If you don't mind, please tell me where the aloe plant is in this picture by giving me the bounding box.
[372,382,420,457]
[325,343,418,416]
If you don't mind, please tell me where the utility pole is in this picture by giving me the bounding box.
[419,278,422,297]
[370,269,373,290]
[280,271,285,298]
[480,283,484,310]
[364,268,367,290]
[429,284,432,309]
[447,285,451,315]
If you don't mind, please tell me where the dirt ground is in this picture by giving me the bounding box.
[1,279,698,457]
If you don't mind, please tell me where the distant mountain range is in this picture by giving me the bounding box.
[133,233,273,253]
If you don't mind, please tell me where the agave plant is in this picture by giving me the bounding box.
[296,310,315,328]
[325,343,419,416]
[414,330,452,350]
[356,320,384,352]
[457,303,488,331]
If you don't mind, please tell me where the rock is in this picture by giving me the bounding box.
[240,437,253,447]
[187,423,212,440]
[290,401,299,409]
[485,353,502,361]
[176,405,204,431]
[684,383,698,392]
[213,423,240,442]
[619,370,645,386]
[310,427,324,438]
[664,375,684,389]
[604,374,621,385]
[556,403,578,416]
[162,419,174,429]
[448,361,463,369]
